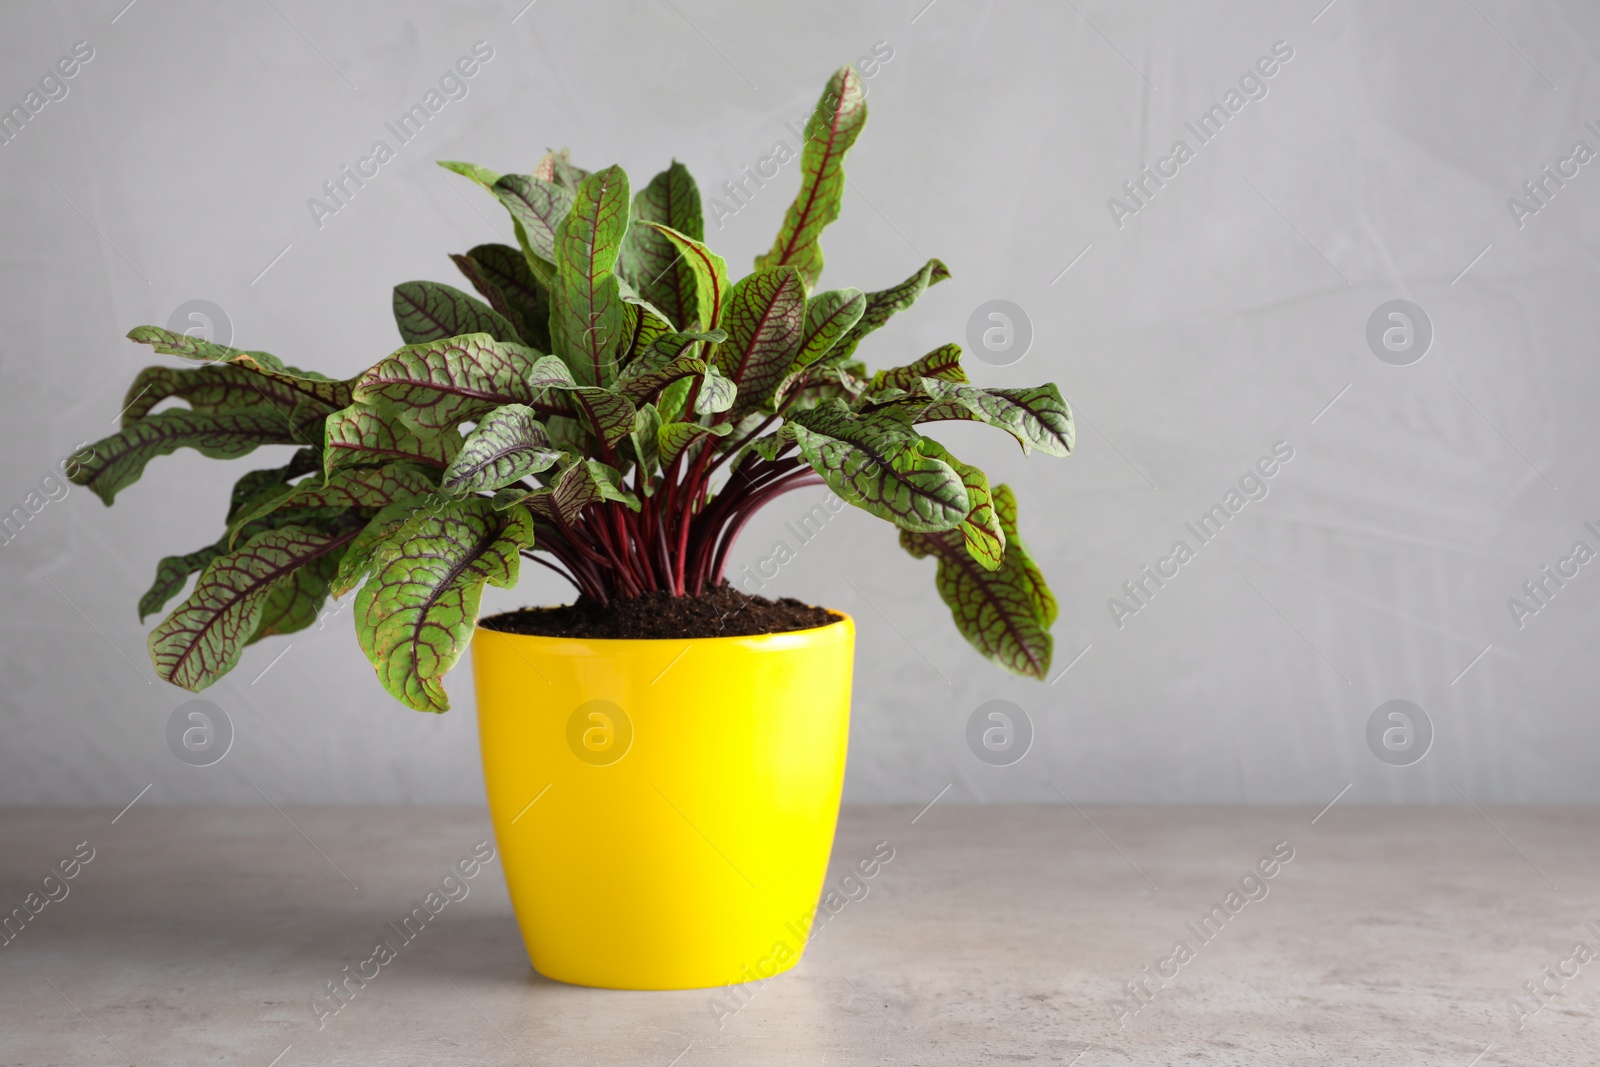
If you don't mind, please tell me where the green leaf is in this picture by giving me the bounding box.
[442,405,564,493]
[568,387,638,449]
[324,402,463,472]
[438,160,502,189]
[867,343,968,394]
[795,288,867,370]
[994,483,1057,631]
[657,329,728,358]
[126,326,355,410]
[352,333,575,430]
[616,330,724,403]
[139,542,227,624]
[226,449,322,521]
[230,461,439,542]
[492,458,637,522]
[919,439,1003,571]
[615,277,676,366]
[641,223,730,332]
[354,499,534,711]
[657,421,730,467]
[796,360,870,408]
[745,425,797,462]
[140,451,328,622]
[910,381,1074,456]
[550,165,631,388]
[618,161,705,330]
[536,148,589,191]
[392,281,520,345]
[828,259,951,364]
[71,407,324,506]
[657,376,693,424]
[695,364,737,415]
[451,243,551,351]
[899,484,1054,679]
[789,402,969,532]
[755,65,868,289]
[629,403,663,480]
[491,173,575,264]
[120,364,341,428]
[583,459,640,510]
[149,524,362,691]
[620,350,707,404]
[715,412,767,453]
[713,266,806,408]
[770,289,868,404]
[251,551,344,644]
[332,499,439,598]
[540,414,588,463]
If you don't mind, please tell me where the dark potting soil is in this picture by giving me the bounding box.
[480,583,841,640]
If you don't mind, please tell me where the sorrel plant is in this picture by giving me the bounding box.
[70,65,1073,710]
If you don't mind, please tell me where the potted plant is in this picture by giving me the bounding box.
[71,64,1072,989]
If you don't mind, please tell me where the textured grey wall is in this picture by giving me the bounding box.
[3,0,1597,805]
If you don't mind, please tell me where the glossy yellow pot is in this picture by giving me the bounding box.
[470,613,854,990]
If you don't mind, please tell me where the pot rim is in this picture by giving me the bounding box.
[474,608,854,646]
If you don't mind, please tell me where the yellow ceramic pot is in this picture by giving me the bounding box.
[470,613,855,990]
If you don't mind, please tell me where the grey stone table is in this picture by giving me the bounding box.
[1,805,1594,1065]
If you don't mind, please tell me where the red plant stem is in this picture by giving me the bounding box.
[707,473,824,585]
[588,513,643,597]
[643,516,665,592]
[560,511,627,604]
[680,441,717,525]
[531,526,608,602]
[540,545,600,600]
[521,549,581,590]
[611,508,643,591]
[630,508,658,593]
[670,440,724,590]
[659,451,681,518]
[514,373,836,601]
[656,520,678,595]
[718,469,823,530]
[633,497,657,591]
[619,505,652,592]
[572,552,609,602]
[601,511,627,587]
[552,514,614,572]
[673,494,693,594]
[692,458,788,533]
[704,413,779,481]
[610,513,648,596]
[715,457,805,512]
[683,458,810,594]
[684,370,704,418]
